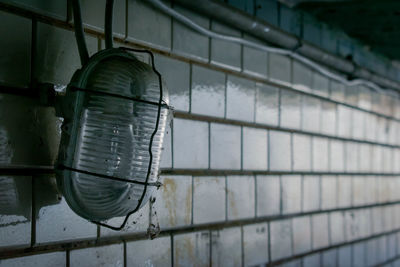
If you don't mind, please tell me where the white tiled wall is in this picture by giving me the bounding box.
[1,0,400,266]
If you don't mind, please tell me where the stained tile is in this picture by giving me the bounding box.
[269,54,291,86]
[243,34,268,77]
[292,61,312,92]
[352,110,365,140]
[210,21,241,70]
[256,175,280,216]
[371,145,383,173]
[160,122,172,168]
[35,176,97,244]
[330,80,345,102]
[321,101,336,136]
[269,131,291,171]
[210,123,241,170]
[359,143,371,173]
[376,116,389,144]
[243,223,269,266]
[227,176,255,220]
[352,176,366,207]
[330,211,345,244]
[0,252,66,267]
[173,119,209,169]
[312,213,329,249]
[36,23,97,85]
[345,85,359,106]
[312,137,329,171]
[0,176,31,250]
[128,0,171,50]
[226,76,256,122]
[154,175,192,228]
[211,227,242,267]
[365,113,377,141]
[243,128,268,170]
[173,231,210,267]
[270,219,292,261]
[302,96,321,132]
[70,244,123,267]
[255,83,279,125]
[337,105,352,138]
[281,175,301,214]
[345,142,359,172]
[321,175,337,210]
[292,216,311,255]
[330,140,344,172]
[193,177,225,224]
[0,11,31,87]
[302,175,320,212]
[280,90,301,129]
[312,72,330,97]
[191,65,225,117]
[292,134,311,171]
[358,86,372,110]
[172,6,209,61]
[154,54,190,112]
[126,237,171,266]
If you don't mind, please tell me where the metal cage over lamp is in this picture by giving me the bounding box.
[55,0,170,230]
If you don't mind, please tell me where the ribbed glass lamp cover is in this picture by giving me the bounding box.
[56,48,169,221]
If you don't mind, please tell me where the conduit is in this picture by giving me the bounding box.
[147,0,400,94]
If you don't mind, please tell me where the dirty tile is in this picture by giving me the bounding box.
[193,176,225,224]
[270,219,292,261]
[378,177,390,203]
[211,227,242,267]
[81,0,125,37]
[269,54,291,86]
[173,231,210,267]
[292,134,311,171]
[226,76,256,122]
[35,176,96,244]
[227,176,255,220]
[269,131,292,171]
[154,175,192,228]
[210,21,241,70]
[364,176,377,205]
[330,211,345,244]
[172,6,209,61]
[365,113,377,141]
[191,65,225,117]
[255,83,279,125]
[292,216,311,255]
[281,175,301,214]
[173,119,209,169]
[312,137,329,171]
[345,210,361,241]
[345,85,359,106]
[0,252,66,267]
[154,54,190,112]
[352,176,366,206]
[376,116,389,144]
[382,147,393,173]
[337,105,352,138]
[359,144,371,173]
[302,96,321,132]
[312,213,329,249]
[280,90,301,129]
[302,175,320,212]
[358,86,372,110]
[70,244,123,267]
[321,101,336,136]
[330,140,345,172]
[126,237,171,266]
[321,176,337,209]
[337,176,352,208]
[243,223,269,266]
[243,128,268,170]
[312,72,330,97]
[256,175,280,216]
[210,123,241,170]
[0,11,31,87]
[330,81,345,103]
[371,145,383,173]
[292,61,312,92]
[352,110,365,140]
[160,122,172,168]
[128,0,171,50]
[352,242,366,267]
[345,142,359,172]
[36,23,97,85]
[0,176,31,250]
[243,35,268,77]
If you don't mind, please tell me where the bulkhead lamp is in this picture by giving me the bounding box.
[56,48,170,228]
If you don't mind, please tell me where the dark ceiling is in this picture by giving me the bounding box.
[285,0,400,60]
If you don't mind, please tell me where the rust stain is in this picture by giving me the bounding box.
[185,184,192,224]
[162,177,177,226]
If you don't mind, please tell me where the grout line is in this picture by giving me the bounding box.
[225,175,228,221]
[240,226,244,267]
[191,176,194,225]
[188,64,192,113]
[66,249,70,267]
[123,241,127,267]
[30,176,36,247]
[170,235,174,267]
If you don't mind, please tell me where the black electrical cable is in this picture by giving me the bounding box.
[105,0,114,49]
[72,0,89,65]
